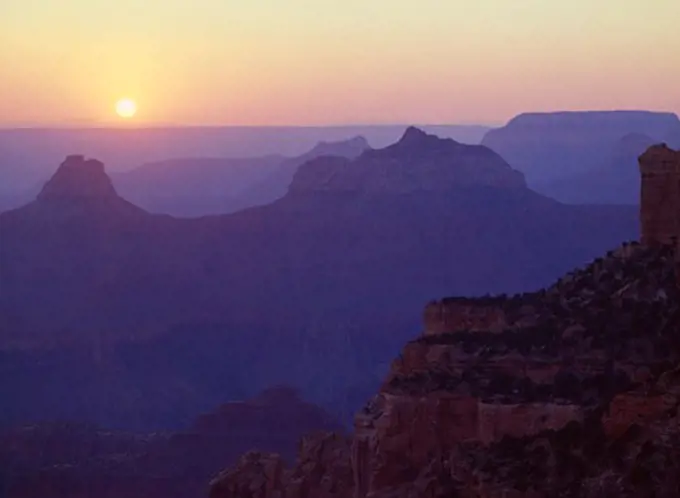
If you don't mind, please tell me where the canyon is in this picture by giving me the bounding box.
[0,128,638,431]
[211,144,680,497]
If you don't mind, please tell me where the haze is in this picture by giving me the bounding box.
[1,0,678,127]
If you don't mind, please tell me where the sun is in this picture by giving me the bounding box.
[115,98,137,119]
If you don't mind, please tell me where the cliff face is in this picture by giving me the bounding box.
[422,298,538,335]
[212,240,680,497]
[348,242,680,497]
[639,144,680,247]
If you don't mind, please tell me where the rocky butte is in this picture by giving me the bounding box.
[211,143,680,497]
[639,144,680,247]
[38,155,116,200]
[19,154,147,221]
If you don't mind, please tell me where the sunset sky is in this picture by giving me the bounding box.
[1,0,678,127]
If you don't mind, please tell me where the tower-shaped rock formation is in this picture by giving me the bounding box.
[38,155,119,201]
[639,144,680,246]
[25,154,146,219]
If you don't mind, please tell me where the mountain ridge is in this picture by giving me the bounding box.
[289,127,527,194]
[0,127,639,432]
[111,136,371,217]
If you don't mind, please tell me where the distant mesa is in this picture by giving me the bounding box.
[503,110,680,131]
[37,155,119,202]
[482,110,680,187]
[289,126,526,194]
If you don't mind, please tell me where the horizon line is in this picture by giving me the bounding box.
[0,121,501,131]
[3,108,678,131]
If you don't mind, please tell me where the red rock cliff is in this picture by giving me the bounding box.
[213,240,680,498]
[423,298,537,335]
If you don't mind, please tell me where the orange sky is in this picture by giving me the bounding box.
[0,0,678,126]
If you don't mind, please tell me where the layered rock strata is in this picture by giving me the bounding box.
[639,144,680,246]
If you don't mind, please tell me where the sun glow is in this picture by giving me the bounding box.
[115,98,137,119]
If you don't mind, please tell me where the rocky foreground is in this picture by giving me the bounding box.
[211,242,680,497]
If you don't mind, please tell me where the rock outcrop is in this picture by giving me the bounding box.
[347,243,680,497]
[37,155,118,201]
[422,297,537,335]
[209,433,353,498]
[213,144,680,497]
[215,248,680,497]
[639,144,680,247]
[15,154,147,219]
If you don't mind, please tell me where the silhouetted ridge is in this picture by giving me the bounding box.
[7,155,149,219]
[373,126,461,157]
[306,136,370,159]
[288,126,527,194]
[505,110,680,130]
[38,155,119,201]
[398,126,431,144]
